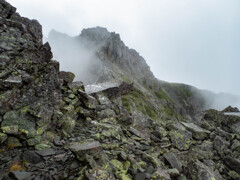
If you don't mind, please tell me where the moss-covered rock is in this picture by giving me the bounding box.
[169,129,192,151]
[182,122,210,140]
[7,137,22,149]
[0,132,7,144]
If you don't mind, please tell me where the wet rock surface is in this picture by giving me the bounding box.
[0,1,240,180]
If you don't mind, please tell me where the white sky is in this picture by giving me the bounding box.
[8,0,240,95]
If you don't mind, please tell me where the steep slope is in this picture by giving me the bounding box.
[48,27,211,121]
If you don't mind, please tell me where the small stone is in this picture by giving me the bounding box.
[86,167,115,180]
[27,136,41,146]
[121,151,128,160]
[36,148,56,157]
[22,151,42,164]
[167,168,180,177]
[69,161,79,170]
[151,168,171,180]
[146,166,154,174]
[3,76,23,88]
[53,137,62,146]
[54,153,66,160]
[35,143,51,150]
[1,125,19,135]
[177,175,187,180]
[0,132,8,144]
[7,137,22,148]
[68,94,75,99]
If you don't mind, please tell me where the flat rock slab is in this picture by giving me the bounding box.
[152,168,171,180]
[22,151,42,164]
[85,82,119,94]
[36,148,56,157]
[69,141,102,161]
[181,122,210,140]
[9,171,32,180]
[129,127,150,140]
[69,141,101,152]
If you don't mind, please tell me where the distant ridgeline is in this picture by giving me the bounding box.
[49,27,240,122]
[0,0,240,179]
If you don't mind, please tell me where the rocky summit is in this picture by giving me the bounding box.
[0,1,240,180]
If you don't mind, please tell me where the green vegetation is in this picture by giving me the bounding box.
[121,89,158,119]
[154,88,172,102]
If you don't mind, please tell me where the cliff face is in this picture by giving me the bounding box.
[0,0,61,137]
[1,1,240,180]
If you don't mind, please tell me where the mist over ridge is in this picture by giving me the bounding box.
[47,27,240,110]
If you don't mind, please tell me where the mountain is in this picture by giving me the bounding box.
[0,1,240,179]
[48,27,240,121]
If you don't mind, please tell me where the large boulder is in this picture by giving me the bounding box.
[58,71,75,83]
[187,161,221,180]
[182,122,210,140]
[169,129,192,151]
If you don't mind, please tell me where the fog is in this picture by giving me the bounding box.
[7,0,240,108]
[48,30,102,84]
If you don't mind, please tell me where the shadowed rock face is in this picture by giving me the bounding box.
[0,0,61,136]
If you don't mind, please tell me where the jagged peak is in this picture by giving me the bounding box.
[79,26,111,43]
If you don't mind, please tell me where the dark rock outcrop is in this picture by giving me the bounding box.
[222,106,239,112]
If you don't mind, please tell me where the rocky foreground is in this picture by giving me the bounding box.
[0,1,240,180]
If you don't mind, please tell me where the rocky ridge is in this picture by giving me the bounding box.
[0,1,240,180]
[49,27,240,123]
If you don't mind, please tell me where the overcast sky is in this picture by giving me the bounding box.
[8,0,240,96]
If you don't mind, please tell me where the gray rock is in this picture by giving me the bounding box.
[182,122,210,140]
[69,141,102,161]
[169,129,192,151]
[36,148,56,157]
[0,133,7,144]
[223,156,240,174]
[213,136,230,156]
[151,168,171,180]
[53,137,62,146]
[9,171,32,180]
[164,152,182,172]
[167,168,180,177]
[86,167,115,180]
[135,173,145,180]
[22,151,42,164]
[58,71,75,83]
[187,161,220,180]
[2,110,36,136]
